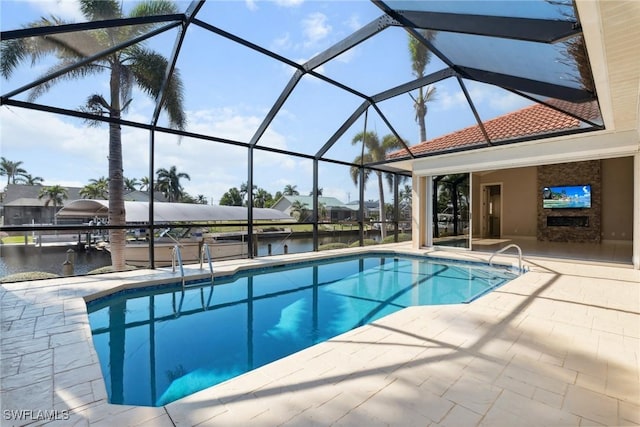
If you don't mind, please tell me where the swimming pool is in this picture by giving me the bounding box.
[86,253,518,407]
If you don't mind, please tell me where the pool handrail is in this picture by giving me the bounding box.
[489,243,523,274]
[171,245,185,287]
[200,243,214,282]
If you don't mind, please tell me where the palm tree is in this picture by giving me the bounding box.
[155,166,190,202]
[254,188,271,208]
[290,200,308,222]
[80,182,107,199]
[139,176,150,192]
[81,177,109,199]
[283,184,299,196]
[408,30,437,143]
[124,177,140,192]
[195,194,207,205]
[240,181,257,206]
[350,131,404,239]
[0,157,27,186]
[399,184,412,220]
[15,173,44,185]
[38,185,68,224]
[318,202,328,222]
[1,0,186,271]
[219,187,243,206]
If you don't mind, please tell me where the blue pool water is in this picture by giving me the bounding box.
[86,254,518,407]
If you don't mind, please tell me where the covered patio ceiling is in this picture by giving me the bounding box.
[0,0,606,176]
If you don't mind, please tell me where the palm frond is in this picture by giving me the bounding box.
[128,46,186,130]
[1,16,77,78]
[130,0,180,17]
[1,39,29,79]
[119,65,134,113]
[127,0,181,38]
[27,61,104,101]
[381,134,404,151]
[79,0,122,21]
[80,95,110,126]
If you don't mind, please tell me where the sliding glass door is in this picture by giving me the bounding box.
[432,173,470,249]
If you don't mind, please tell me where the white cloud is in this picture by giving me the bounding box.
[334,48,357,64]
[434,83,533,118]
[344,14,362,31]
[271,32,293,53]
[274,0,304,7]
[245,0,258,11]
[0,105,296,203]
[302,12,331,48]
[26,0,85,21]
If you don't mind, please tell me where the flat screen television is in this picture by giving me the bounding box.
[542,184,591,209]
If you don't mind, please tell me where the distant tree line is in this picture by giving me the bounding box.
[219,183,318,208]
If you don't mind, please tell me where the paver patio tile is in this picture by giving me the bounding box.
[1,355,21,378]
[499,362,571,396]
[1,306,24,322]
[53,363,103,390]
[417,368,463,398]
[19,306,45,320]
[435,404,483,427]
[619,399,640,425]
[2,317,37,339]
[166,395,228,427]
[89,405,167,427]
[489,389,580,426]
[379,377,455,423]
[1,379,54,420]
[136,413,178,427]
[53,341,97,372]
[563,384,619,425]
[53,381,94,412]
[532,386,564,409]
[43,304,64,316]
[49,330,90,348]
[442,375,502,415]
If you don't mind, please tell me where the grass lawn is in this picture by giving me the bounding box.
[1,235,34,244]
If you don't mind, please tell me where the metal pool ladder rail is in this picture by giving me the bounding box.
[200,243,214,282]
[489,244,523,274]
[172,245,185,287]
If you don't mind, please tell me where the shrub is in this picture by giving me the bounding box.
[381,234,412,244]
[349,239,378,247]
[318,243,348,251]
[0,272,60,283]
[88,265,138,274]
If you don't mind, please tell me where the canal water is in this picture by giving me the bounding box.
[0,233,380,278]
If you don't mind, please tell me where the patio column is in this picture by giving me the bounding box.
[411,174,427,249]
[633,152,640,269]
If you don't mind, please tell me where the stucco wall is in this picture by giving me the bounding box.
[601,156,634,240]
[474,167,538,238]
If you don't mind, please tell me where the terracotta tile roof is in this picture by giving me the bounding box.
[389,99,600,159]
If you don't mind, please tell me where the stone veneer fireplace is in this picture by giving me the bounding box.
[537,160,601,242]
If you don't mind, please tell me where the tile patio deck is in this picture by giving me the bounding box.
[1,246,639,426]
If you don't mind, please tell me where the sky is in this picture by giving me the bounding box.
[0,0,536,205]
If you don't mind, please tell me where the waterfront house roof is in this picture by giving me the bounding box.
[56,200,290,223]
[272,196,358,212]
[2,184,83,206]
[1,185,167,207]
[3,197,48,207]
